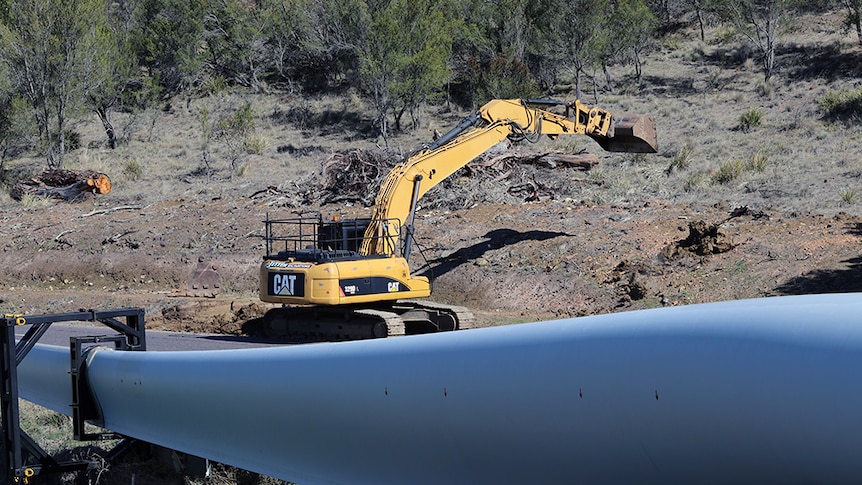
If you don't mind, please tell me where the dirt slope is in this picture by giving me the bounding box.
[1,193,859,334]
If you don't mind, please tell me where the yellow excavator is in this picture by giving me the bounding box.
[259,98,657,340]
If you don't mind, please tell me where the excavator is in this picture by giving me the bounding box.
[259,98,657,340]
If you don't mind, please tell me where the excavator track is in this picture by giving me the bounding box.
[260,301,475,343]
[397,300,478,331]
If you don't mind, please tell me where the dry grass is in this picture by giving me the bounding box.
[6,17,860,217]
[18,400,291,485]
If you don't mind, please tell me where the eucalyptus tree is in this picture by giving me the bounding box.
[130,0,209,94]
[203,0,274,91]
[606,0,657,84]
[0,65,13,164]
[557,0,611,100]
[359,0,456,143]
[0,0,109,168]
[711,0,801,81]
[83,5,139,149]
[389,0,456,130]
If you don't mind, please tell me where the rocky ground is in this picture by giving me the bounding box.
[1,190,859,336]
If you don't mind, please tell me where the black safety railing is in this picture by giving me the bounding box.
[263,212,403,263]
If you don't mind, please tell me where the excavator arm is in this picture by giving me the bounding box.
[361,98,657,256]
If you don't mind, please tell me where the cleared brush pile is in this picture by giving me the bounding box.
[298,148,600,210]
[319,150,394,206]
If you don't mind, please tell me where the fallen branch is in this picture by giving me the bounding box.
[81,205,142,217]
[54,229,75,241]
[54,229,75,248]
[102,229,137,246]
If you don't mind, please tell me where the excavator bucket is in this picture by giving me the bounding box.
[174,257,221,297]
[594,114,658,153]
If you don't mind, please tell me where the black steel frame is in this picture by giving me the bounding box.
[0,308,146,483]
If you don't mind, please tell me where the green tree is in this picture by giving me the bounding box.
[390,0,455,131]
[259,0,316,90]
[83,7,138,149]
[359,0,456,140]
[559,0,611,100]
[446,0,547,106]
[0,65,12,164]
[203,0,271,90]
[130,0,208,94]
[0,0,107,168]
[445,0,496,106]
[358,1,397,142]
[524,0,578,92]
[608,0,657,84]
[497,0,530,62]
[0,60,36,164]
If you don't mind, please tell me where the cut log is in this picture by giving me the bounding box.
[11,169,111,202]
[530,152,599,170]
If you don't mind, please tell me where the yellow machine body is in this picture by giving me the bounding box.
[259,255,430,306]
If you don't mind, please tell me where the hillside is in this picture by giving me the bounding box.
[2,8,862,484]
[2,11,861,331]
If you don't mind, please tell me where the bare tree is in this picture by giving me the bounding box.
[713,0,799,81]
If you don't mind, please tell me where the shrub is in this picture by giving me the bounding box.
[683,172,708,192]
[199,76,227,97]
[667,142,694,173]
[819,88,862,119]
[123,158,143,180]
[19,193,52,209]
[712,159,745,185]
[244,134,267,155]
[739,107,763,132]
[747,151,768,172]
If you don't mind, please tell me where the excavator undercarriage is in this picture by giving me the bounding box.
[261,300,476,342]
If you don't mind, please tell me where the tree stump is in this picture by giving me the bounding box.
[11,169,111,202]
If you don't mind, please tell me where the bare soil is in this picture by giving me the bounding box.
[1,189,860,334]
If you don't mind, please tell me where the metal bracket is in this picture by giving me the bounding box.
[70,335,129,441]
[0,308,146,483]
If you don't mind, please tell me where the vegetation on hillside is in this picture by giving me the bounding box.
[0,0,859,171]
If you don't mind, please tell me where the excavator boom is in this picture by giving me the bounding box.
[362,99,657,256]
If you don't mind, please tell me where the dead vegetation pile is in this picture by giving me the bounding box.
[662,220,734,259]
[254,146,601,210]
